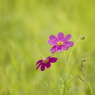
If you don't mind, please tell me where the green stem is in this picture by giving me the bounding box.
[65,39,80,73]
[67,39,80,65]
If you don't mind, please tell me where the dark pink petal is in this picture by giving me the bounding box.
[48,40,57,45]
[65,41,74,47]
[49,35,58,42]
[50,45,57,54]
[46,56,51,60]
[57,46,63,52]
[45,63,51,68]
[36,60,43,65]
[41,64,45,71]
[57,32,64,41]
[63,34,71,42]
[49,57,58,63]
[36,63,42,70]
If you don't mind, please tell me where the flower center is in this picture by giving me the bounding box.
[43,59,49,64]
[57,41,63,46]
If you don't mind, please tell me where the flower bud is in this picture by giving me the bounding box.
[80,35,85,40]
[81,58,86,63]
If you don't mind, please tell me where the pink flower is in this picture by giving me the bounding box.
[48,32,74,53]
[36,56,58,71]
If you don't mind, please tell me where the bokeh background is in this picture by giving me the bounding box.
[0,0,95,95]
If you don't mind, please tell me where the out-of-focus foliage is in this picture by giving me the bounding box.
[0,0,95,95]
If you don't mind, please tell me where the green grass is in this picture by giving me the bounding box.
[0,0,95,95]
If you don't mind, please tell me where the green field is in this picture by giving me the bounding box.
[0,0,95,95]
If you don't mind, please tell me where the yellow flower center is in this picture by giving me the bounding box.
[43,59,49,64]
[57,41,63,46]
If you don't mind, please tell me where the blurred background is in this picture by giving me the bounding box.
[0,0,95,95]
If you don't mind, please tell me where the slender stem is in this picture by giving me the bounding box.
[64,51,66,66]
[65,39,80,74]
[60,53,63,73]
[67,39,80,65]
[40,54,45,59]
[88,81,93,95]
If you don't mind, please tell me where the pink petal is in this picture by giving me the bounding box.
[49,57,58,63]
[36,60,43,65]
[50,46,57,54]
[48,40,57,45]
[45,63,51,68]
[36,63,42,70]
[57,32,64,41]
[63,34,71,42]
[63,46,69,50]
[57,46,63,52]
[46,56,51,60]
[65,41,74,47]
[41,64,45,71]
[49,35,58,42]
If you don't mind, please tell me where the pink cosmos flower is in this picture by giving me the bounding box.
[36,56,58,71]
[48,32,74,53]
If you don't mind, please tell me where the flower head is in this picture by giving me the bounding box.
[36,56,58,71]
[48,32,74,53]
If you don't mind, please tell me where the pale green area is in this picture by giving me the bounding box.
[0,0,95,95]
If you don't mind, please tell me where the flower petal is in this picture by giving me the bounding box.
[50,46,57,54]
[46,56,51,60]
[49,57,58,63]
[41,64,45,71]
[49,35,58,42]
[36,63,42,70]
[48,40,57,45]
[63,34,71,42]
[57,32,64,41]
[45,63,51,68]
[63,46,69,50]
[36,60,43,65]
[57,46,63,52]
[65,41,74,47]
